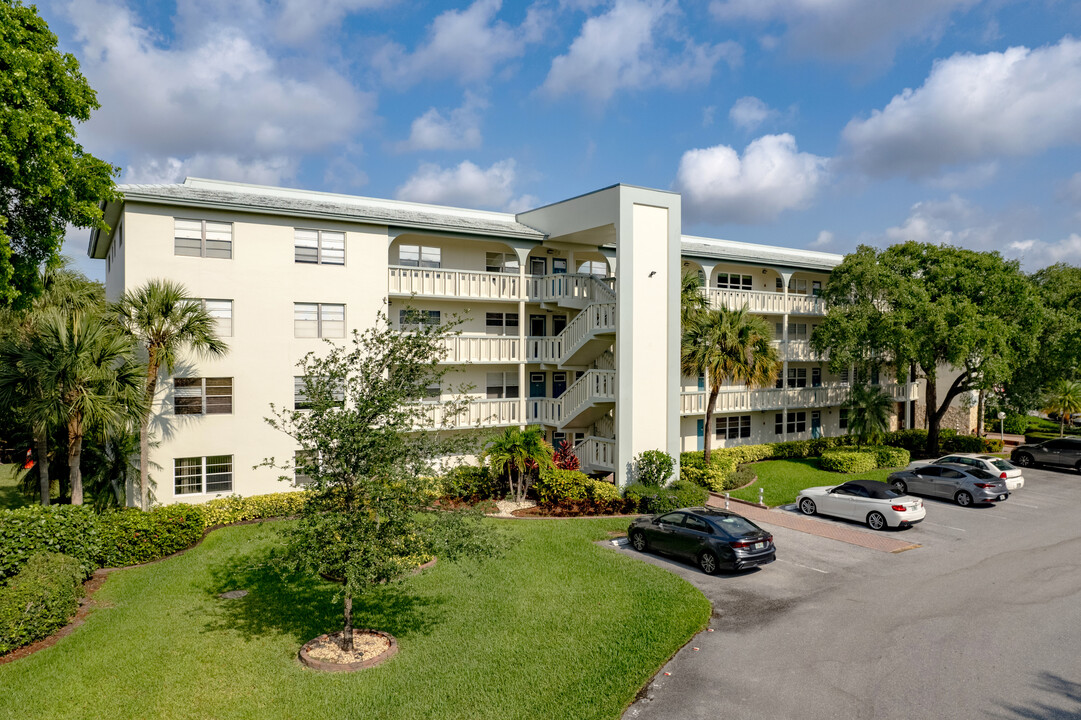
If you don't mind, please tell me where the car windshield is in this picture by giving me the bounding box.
[969,468,995,480]
[714,516,761,537]
[990,459,1014,471]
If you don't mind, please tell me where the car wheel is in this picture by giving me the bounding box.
[866,511,887,531]
[799,498,817,515]
[892,480,908,494]
[1014,453,1034,468]
[630,531,647,552]
[955,490,973,507]
[698,550,720,575]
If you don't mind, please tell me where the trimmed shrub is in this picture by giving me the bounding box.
[820,450,877,474]
[0,505,100,582]
[440,465,501,502]
[634,450,675,486]
[200,492,306,527]
[868,445,910,469]
[981,438,1004,453]
[584,479,620,503]
[0,553,85,654]
[96,505,206,568]
[1002,413,1031,434]
[942,435,984,453]
[533,467,592,504]
[623,480,708,514]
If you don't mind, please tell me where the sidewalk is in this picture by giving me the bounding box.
[706,494,920,553]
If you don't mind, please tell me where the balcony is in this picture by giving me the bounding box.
[440,335,521,363]
[705,288,825,316]
[417,398,520,429]
[389,266,521,301]
[526,336,562,364]
[529,273,615,309]
[773,339,826,362]
[560,369,616,429]
[572,436,616,474]
[526,397,563,425]
[559,302,616,366]
[679,382,918,415]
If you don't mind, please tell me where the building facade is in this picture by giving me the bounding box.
[89,178,919,506]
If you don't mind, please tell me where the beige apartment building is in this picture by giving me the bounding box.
[89,178,920,505]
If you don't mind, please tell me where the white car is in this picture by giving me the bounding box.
[915,453,1025,490]
[797,479,926,531]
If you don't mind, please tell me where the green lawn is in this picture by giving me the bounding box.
[0,518,710,720]
[0,463,31,510]
[729,457,896,507]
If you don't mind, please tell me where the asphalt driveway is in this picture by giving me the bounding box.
[617,466,1081,720]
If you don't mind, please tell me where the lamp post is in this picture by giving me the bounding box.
[998,411,1006,447]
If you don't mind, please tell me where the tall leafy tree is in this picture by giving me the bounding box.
[812,243,1043,456]
[112,280,228,509]
[484,425,553,502]
[0,1,118,308]
[681,305,779,463]
[1043,380,1081,438]
[1,309,144,504]
[263,313,501,653]
[843,384,894,446]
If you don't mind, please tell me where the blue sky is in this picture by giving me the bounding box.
[45,0,1081,279]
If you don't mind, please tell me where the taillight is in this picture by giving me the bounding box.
[974,482,995,488]
[731,536,771,549]
[891,505,906,512]
[1000,472,1007,479]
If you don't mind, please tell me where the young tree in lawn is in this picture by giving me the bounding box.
[264,312,503,653]
[681,305,778,464]
[484,425,553,502]
[1043,380,1081,438]
[843,384,894,447]
[0,1,118,309]
[112,280,228,509]
[811,242,1043,456]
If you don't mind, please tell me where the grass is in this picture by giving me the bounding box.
[0,518,710,720]
[0,464,32,510]
[729,457,896,507]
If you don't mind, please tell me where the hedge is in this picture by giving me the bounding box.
[0,553,85,654]
[0,506,101,582]
[200,492,305,527]
[96,505,207,568]
[869,445,911,468]
[533,468,593,504]
[439,465,501,502]
[623,480,708,514]
[819,450,878,474]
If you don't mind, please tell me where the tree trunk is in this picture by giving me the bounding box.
[925,373,940,457]
[977,389,985,437]
[140,359,159,510]
[34,431,50,506]
[1061,414,1066,438]
[703,385,720,464]
[342,591,354,652]
[68,416,83,506]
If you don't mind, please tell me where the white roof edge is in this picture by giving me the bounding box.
[176,177,524,224]
[680,234,845,267]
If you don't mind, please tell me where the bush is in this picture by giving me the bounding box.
[0,505,100,582]
[1003,413,1031,434]
[623,480,708,514]
[0,552,85,654]
[634,450,675,486]
[533,467,593,504]
[868,445,910,468]
[982,438,1004,453]
[942,435,984,453]
[96,505,206,568]
[440,465,501,502]
[199,492,305,527]
[819,450,877,474]
[585,479,620,503]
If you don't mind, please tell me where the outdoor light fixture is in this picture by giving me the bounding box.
[649,271,657,277]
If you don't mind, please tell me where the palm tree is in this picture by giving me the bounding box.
[1043,380,1081,437]
[680,271,708,326]
[112,280,228,509]
[483,425,553,502]
[5,310,145,505]
[844,383,894,446]
[681,305,779,463]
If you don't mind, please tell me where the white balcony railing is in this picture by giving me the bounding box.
[773,339,825,362]
[526,397,563,425]
[679,382,918,416]
[529,273,615,307]
[561,369,617,424]
[418,398,520,429]
[440,335,520,363]
[560,302,616,364]
[705,288,826,316]
[526,336,563,364]
[572,436,616,472]
[389,267,521,301]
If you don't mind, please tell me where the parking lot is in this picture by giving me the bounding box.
[618,465,1081,720]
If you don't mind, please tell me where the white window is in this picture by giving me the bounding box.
[400,245,441,268]
[790,323,808,340]
[485,312,518,336]
[294,450,314,486]
[295,229,345,265]
[486,252,519,273]
[174,219,232,259]
[174,378,233,415]
[201,299,232,337]
[717,273,753,290]
[788,278,809,295]
[486,371,519,399]
[294,376,345,409]
[399,309,441,330]
[294,303,345,338]
[715,415,751,439]
[174,455,233,495]
[775,412,807,435]
[577,260,607,277]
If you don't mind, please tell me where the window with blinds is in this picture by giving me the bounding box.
[399,245,441,267]
[294,303,345,338]
[294,229,345,265]
[202,299,232,337]
[174,455,233,495]
[174,377,233,415]
[294,376,345,409]
[174,219,232,258]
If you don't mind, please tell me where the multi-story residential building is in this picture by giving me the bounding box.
[89,178,919,506]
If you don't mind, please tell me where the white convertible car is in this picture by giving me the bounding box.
[797,479,926,531]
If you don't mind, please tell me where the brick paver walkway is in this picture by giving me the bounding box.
[707,494,920,553]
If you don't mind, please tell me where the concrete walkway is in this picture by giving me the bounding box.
[707,494,920,553]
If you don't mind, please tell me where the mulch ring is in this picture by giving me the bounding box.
[299,629,398,672]
[0,573,109,666]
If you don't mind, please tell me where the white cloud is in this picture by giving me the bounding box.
[674,134,828,224]
[374,0,548,87]
[1007,235,1081,267]
[124,154,298,186]
[926,162,999,190]
[811,230,834,248]
[729,96,777,131]
[274,0,396,44]
[394,159,534,211]
[62,0,373,184]
[172,0,394,46]
[397,93,487,152]
[843,38,1081,178]
[709,0,981,66]
[541,0,740,104]
[882,195,996,246]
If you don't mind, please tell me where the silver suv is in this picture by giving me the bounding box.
[1011,438,1081,473]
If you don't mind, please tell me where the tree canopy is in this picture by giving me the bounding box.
[0,0,118,308]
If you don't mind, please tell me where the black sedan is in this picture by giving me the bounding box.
[627,507,776,575]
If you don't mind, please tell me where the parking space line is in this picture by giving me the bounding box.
[923,521,966,532]
[1006,501,1039,509]
[776,558,829,574]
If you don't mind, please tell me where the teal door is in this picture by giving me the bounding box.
[696,420,704,450]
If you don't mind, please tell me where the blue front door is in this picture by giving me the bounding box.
[697,420,704,450]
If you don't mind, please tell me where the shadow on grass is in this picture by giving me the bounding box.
[992,672,1081,719]
[201,546,447,645]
